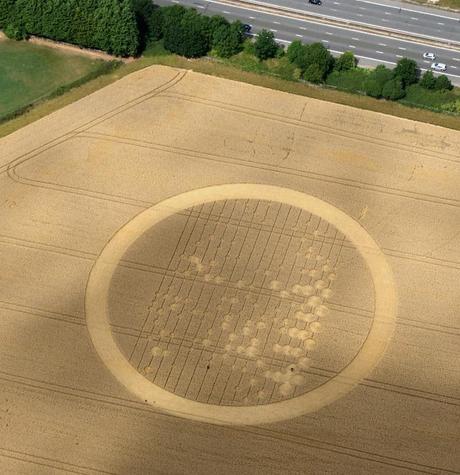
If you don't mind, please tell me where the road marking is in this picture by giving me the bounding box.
[325,31,333,35]
[270,29,278,32]
[273,21,280,24]
[398,47,406,50]
[437,22,445,26]
[322,39,329,43]
[296,34,303,37]
[222,10,230,13]
[352,37,360,41]
[206,0,460,54]
[378,43,386,46]
[396,54,403,58]
[451,65,457,69]
[349,45,356,48]
[356,0,460,21]
[376,51,384,54]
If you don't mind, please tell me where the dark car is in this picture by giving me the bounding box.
[309,0,322,4]
[243,24,252,33]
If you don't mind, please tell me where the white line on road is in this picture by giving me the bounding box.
[355,0,460,21]
[205,0,460,54]
[296,34,303,37]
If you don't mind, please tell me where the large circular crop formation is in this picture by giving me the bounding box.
[85,184,396,425]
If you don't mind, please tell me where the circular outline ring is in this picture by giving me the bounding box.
[85,184,397,425]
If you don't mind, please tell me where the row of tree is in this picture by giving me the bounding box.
[1,0,454,97]
[134,3,246,59]
[251,32,453,99]
[0,0,139,56]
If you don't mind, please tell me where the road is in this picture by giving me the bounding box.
[158,0,460,84]
[257,0,460,46]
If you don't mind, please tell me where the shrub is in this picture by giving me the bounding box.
[419,70,436,90]
[434,74,453,91]
[440,100,460,114]
[382,78,406,100]
[363,65,393,98]
[4,22,27,40]
[393,57,419,88]
[254,29,279,60]
[303,63,324,83]
[334,51,357,71]
[326,68,368,92]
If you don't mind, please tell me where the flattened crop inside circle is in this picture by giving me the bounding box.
[85,184,396,425]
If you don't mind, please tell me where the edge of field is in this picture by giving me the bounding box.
[1,47,459,139]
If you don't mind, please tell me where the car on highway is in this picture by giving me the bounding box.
[243,23,252,34]
[309,0,322,4]
[431,62,447,72]
[423,52,436,60]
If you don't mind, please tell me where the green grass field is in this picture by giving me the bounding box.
[0,39,109,120]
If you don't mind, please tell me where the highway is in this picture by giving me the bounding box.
[255,0,460,46]
[156,0,460,84]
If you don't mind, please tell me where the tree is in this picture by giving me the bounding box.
[201,14,228,43]
[0,0,16,28]
[161,4,187,34]
[133,0,163,47]
[382,78,405,100]
[434,74,453,91]
[163,9,209,58]
[254,29,278,60]
[303,42,334,80]
[335,51,357,71]
[363,65,393,98]
[393,58,419,88]
[5,0,140,57]
[287,40,305,66]
[212,21,243,58]
[419,70,436,90]
[109,0,139,56]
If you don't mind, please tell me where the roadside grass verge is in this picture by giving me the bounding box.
[1,40,459,139]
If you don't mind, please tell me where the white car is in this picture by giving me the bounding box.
[431,62,447,72]
[423,52,436,60]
